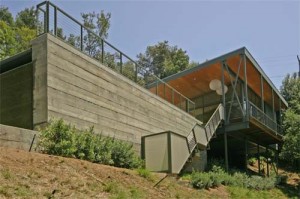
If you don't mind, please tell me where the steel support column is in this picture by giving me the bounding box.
[266,146,270,177]
[222,61,229,172]
[243,54,249,121]
[257,144,261,175]
[260,74,264,112]
[272,89,275,121]
[245,137,248,172]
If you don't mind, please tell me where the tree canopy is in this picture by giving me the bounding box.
[137,41,190,79]
[280,73,300,168]
[0,7,36,60]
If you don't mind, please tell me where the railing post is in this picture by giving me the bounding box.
[54,6,57,36]
[80,25,83,51]
[172,90,174,105]
[101,39,104,63]
[163,84,166,99]
[135,64,138,82]
[46,1,50,33]
[120,53,123,74]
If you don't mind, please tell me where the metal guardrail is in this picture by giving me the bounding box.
[204,104,223,141]
[36,1,195,115]
[249,102,282,134]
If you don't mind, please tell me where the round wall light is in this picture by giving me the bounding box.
[216,85,228,95]
[209,79,221,90]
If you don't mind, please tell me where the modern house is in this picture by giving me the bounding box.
[0,1,287,174]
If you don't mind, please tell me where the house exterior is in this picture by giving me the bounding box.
[156,47,287,171]
[0,1,286,174]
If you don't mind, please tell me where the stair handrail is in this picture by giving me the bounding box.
[205,103,224,128]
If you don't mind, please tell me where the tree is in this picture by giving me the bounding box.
[0,7,36,60]
[15,6,36,29]
[81,11,111,58]
[137,41,190,79]
[280,73,300,168]
[0,6,14,26]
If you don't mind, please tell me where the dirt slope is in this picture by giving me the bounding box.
[0,147,227,199]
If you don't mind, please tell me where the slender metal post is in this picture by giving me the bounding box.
[155,80,159,96]
[243,54,249,121]
[101,39,104,63]
[257,144,261,175]
[186,100,189,113]
[80,25,83,51]
[54,6,57,36]
[266,146,269,177]
[224,131,229,172]
[272,89,275,121]
[171,90,174,105]
[135,64,138,82]
[279,98,282,133]
[120,53,123,74]
[260,74,264,112]
[221,61,226,124]
[245,137,248,172]
[46,1,50,33]
[167,132,172,173]
[163,84,166,99]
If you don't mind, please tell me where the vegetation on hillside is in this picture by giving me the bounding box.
[280,73,300,169]
[38,118,142,169]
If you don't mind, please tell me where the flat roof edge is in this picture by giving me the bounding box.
[0,49,32,74]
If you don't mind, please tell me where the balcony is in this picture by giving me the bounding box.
[249,102,282,135]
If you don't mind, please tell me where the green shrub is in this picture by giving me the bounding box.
[136,168,153,181]
[38,118,142,169]
[232,172,249,187]
[248,157,257,166]
[191,172,212,189]
[38,119,77,157]
[207,158,225,172]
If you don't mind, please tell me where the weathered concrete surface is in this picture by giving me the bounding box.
[32,35,48,129]
[30,34,202,151]
[0,63,33,129]
[0,124,38,151]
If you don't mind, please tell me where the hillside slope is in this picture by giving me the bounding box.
[0,147,227,199]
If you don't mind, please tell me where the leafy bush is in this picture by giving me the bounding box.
[190,170,278,190]
[191,172,212,189]
[38,118,142,169]
[136,168,153,181]
[206,158,225,172]
[248,157,257,166]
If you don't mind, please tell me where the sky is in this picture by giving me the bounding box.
[2,0,300,89]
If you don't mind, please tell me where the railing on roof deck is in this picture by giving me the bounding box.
[249,102,282,135]
[36,1,195,115]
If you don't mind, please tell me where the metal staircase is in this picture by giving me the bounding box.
[142,104,224,174]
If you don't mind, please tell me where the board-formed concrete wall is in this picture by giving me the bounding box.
[31,34,202,149]
[0,124,37,151]
[0,63,33,129]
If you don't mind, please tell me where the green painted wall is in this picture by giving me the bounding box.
[0,63,33,129]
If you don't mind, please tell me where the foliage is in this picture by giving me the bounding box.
[81,11,111,58]
[280,73,300,167]
[0,6,14,26]
[15,6,36,29]
[248,157,257,166]
[136,168,153,181]
[0,7,36,60]
[38,118,142,169]
[206,158,226,172]
[137,40,190,79]
[190,167,278,190]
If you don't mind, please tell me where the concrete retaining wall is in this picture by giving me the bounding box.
[0,63,33,129]
[31,34,201,150]
[0,124,38,151]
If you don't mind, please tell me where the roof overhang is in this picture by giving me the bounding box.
[160,47,288,110]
